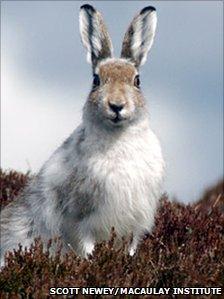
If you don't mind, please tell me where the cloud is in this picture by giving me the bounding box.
[1,54,82,172]
[148,87,223,202]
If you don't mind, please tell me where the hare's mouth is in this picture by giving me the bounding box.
[112,115,121,123]
[109,115,126,124]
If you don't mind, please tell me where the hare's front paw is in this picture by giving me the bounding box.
[128,235,139,256]
[129,246,136,256]
[82,237,95,258]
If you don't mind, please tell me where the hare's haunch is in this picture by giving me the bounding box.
[1,4,164,265]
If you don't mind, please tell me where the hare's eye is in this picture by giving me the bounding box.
[93,74,100,88]
[134,75,140,88]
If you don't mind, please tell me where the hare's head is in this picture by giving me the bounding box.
[79,4,157,129]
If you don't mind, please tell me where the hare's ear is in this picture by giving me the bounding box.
[79,4,113,71]
[121,6,157,68]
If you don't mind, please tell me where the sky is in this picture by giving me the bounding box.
[1,1,223,203]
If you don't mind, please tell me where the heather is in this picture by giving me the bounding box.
[0,170,223,298]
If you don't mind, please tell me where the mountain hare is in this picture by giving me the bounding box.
[1,4,164,265]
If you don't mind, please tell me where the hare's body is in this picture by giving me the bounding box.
[1,5,164,264]
[1,110,163,259]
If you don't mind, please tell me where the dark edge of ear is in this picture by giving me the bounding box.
[140,6,156,14]
[80,4,96,13]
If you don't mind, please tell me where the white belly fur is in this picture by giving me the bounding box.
[81,128,164,240]
[41,121,164,252]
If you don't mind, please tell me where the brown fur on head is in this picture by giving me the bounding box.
[89,59,144,126]
[79,4,157,128]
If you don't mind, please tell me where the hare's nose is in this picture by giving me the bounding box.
[109,102,124,114]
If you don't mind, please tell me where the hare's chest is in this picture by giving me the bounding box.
[81,145,160,237]
[76,129,164,216]
[86,143,156,198]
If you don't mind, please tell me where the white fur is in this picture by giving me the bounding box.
[39,117,164,256]
[79,9,102,63]
[132,10,157,66]
[79,6,113,65]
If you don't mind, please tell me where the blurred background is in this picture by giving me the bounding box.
[1,1,223,202]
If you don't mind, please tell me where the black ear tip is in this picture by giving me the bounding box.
[80,4,96,13]
[140,6,156,14]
